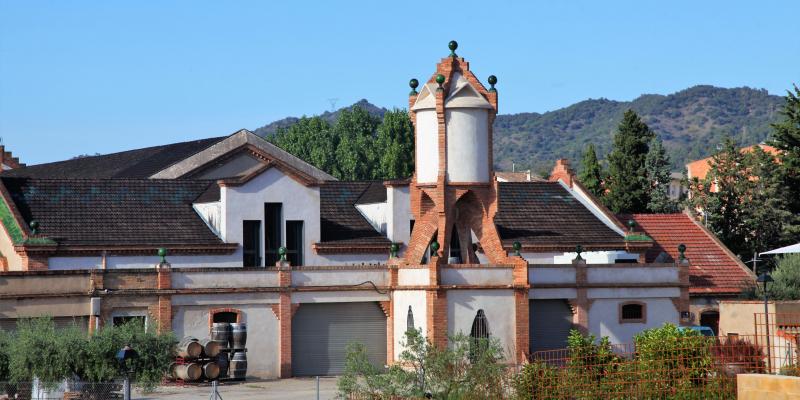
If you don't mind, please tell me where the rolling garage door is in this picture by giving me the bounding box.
[292,302,387,376]
[529,299,574,354]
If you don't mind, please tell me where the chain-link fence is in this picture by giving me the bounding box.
[0,381,123,400]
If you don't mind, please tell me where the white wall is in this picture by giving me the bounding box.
[387,186,411,248]
[446,109,489,183]
[523,250,638,264]
[222,167,321,266]
[49,254,242,269]
[356,203,388,235]
[0,222,23,270]
[315,253,387,266]
[588,298,678,345]
[194,201,222,237]
[447,290,517,361]
[415,110,439,183]
[392,290,427,360]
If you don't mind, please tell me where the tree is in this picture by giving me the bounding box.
[769,85,800,242]
[375,109,415,179]
[578,143,604,198]
[741,146,792,257]
[332,106,381,180]
[604,110,655,213]
[645,136,678,213]
[766,254,800,300]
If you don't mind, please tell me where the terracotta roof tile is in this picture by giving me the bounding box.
[319,181,391,247]
[622,213,755,295]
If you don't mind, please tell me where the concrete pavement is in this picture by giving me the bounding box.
[133,377,339,400]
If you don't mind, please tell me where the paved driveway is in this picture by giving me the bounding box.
[134,377,339,400]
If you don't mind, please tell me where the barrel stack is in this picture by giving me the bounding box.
[171,336,223,383]
[211,322,248,381]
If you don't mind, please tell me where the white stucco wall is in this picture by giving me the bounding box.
[222,167,321,266]
[387,186,411,247]
[172,270,279,289]
[524,251,638,264]
[291,269,387,287]
[588,298,678,344]
[588,266,679,284]
[355,202,387,235]
[445,109,489,183]
[441,268,513,286]
[193,201,222,237]
[529,267,576,284]
[172,303,279,378]
[398,268,429,286]
[291,290,389,304]
[49,254,242,269]
[415,110,439,183]
[392,290,427,360]
[314,253,387,266]
[447,290,517,361]
[530,288,578,299]
[0,223,23,270]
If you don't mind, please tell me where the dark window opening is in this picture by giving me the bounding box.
[406,306,415,333]
[449,227,462,263]
[243,220,261,267]
[213,311,238,324]
[264,203,282,266]
[286,220,304,266]
[620,303,644,323]
[614,258,637,264]
[113,316,145,328]
[469,309,490,361]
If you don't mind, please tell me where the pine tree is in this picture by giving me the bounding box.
[645,136,677,213]
[769,85,800,242]
[603,110,655,213]
[578,143,604,197]
[741,146,792,257]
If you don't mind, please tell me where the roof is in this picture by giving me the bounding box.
[319,181,391,247]
[686,144,779,181]
[1,177,226,247]
[623,213,755,295]
[495,171,544,182]
[2,137,226,179]
[356,181,387,204]
[494,182,626,249]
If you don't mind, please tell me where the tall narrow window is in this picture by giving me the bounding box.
[449,227,461,263]
[286,220,304,266]
[406,306,415,333]
[243,220,261,266]
[469,309,490,362]
[264,203,282,266]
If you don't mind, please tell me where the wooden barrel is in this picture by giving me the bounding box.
[229,351,247,380]
[203,362,220,380]
[176,337,202,359]
[231,323,247,350]
[211,323,232,345]
[216,352,229,379]
[174,363,202,381]
[200,338,222,358]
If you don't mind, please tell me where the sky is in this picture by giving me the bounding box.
[1,1,798,165]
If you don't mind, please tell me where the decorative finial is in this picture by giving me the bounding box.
[435,74,445,91]
[448,40,458,57]
[575,245,584,261]
[513,241,521,256]
[157,247,167,264]
[409,78,419,96]
[627,219,636,232]
[487,75,497,92]
[430,240,440,255]
[390,243,399,258]
[29,220,39,235]
[279,246,287,262]
[678,244,686,261]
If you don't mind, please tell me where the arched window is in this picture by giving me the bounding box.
[619,302,645,323]
[469,309,490,361]
[449,226,461,263]
[406,306,415,332]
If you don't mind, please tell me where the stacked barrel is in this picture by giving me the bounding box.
[171,336,223,382]
[211,322,248,380]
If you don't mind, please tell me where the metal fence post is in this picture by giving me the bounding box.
[316,376,320,400]
[123,376,131,400]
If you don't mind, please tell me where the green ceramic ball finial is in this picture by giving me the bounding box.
[678,244,687,261]
[29,220,39,235]
[278,246,287,262]
[512,241,521,256]
[448,40,458,57]
[157,247,167,264]
[627,219,636,232]
[435,74,445,91]
[575,244,584,261]
[409,78,419,96]
[390,243,400,258]
[430,240,440,255]
[487,75,497,92]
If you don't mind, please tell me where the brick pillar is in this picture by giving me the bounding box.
[152,262,173,333]
[674,257,691,324]
[512,256,529,362]
[277,261,293,378]
[380,301,394,365]
[573,258,590,334]
[426,289,447,349]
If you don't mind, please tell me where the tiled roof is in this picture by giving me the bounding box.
[319,181,391,246]
[495,182,626,249]
[356,181,387,204]
[1,137,226,179]
[1,177,225,247]
[623,213,755,295]
[686,144,779,181]
[495,171,544,182]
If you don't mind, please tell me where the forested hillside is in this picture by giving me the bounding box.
[253,86,784,175]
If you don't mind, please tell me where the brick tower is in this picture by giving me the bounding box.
[403,41,509,266]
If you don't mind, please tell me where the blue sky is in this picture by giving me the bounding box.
[1,1,798,165]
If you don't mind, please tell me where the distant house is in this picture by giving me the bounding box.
[686,144,779,192]
[495,170,541,182]
[622,212,756,335]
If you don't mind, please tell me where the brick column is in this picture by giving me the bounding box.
[153,262,172,334]
[426,289,447,349]
[512,256,529,362]
[672,257,691,324]
[573,258,590,334]
[277,261,293,378]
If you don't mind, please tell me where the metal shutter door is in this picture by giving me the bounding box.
[529,299,574,354]
[292,302,387,376]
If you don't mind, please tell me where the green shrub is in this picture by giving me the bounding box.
[0,329,9,381]
[7,317,87,387]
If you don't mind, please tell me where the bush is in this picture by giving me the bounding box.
[337,329,510,400]
[7,317,87,386]
[0,329,9,381]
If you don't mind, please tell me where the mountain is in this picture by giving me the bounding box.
[253,86,785,174]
